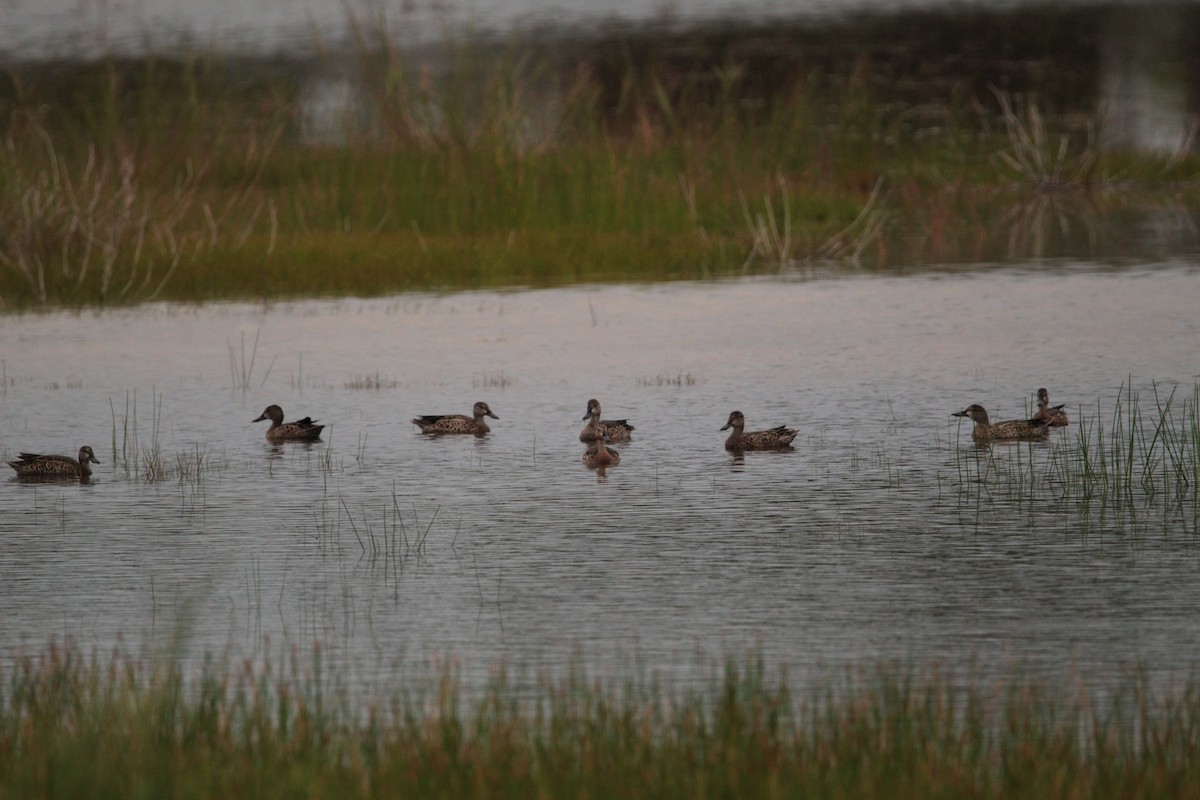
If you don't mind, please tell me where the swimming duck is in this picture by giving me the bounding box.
[1033,388,1069,427]
[579,398,635,443]
[252,404,325,442]
[412,401,498,435]
[720,410,798,451]
[952,404,1050,442]
[582,435,621,468]
[8,446,100,479]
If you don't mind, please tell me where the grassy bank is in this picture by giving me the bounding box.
[2,643,1199,798]
[1,8,1199,309]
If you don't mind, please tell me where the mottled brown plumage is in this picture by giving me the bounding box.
[412,401,498,435]
[8,446,100,479]
[953,404,1050,442]
[582,435,621,468]
[252,405,325,442]
[1033,388,1069,427]
[579,398,635,443]
[720,411,798,451]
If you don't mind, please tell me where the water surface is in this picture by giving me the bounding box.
[3,265,1199,692]
[2,0,956,59]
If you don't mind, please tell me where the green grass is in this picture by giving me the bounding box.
[1,18,1199,309]
[2,643,1199,798]
[951,381,1200,535]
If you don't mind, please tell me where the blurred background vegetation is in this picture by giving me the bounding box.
[0,2,1197,307]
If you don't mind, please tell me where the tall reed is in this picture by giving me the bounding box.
[2,642,1200,798]
[956,381,1200,534]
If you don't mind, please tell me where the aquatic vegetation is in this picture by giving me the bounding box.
[313,485,441,564]
[473,371,512,389]
[995,90,1101,191]
[2,642,1200,799]
[108,389,229,484]
[636,373,698,387]
[228,329,275,392]
[1048,382,1200,513]
[0,13,1197,308]
[345,372,400,389]
[951,381,1200,534]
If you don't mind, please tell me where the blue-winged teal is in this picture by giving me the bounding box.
[252,404,325,442]
[1033,388,1069,427]
[579,398,635,443]
[8,446,100,479]
[582,435,621,468]
[720,410,798,451]
[953,404,1050,442]
[412,401,498,435]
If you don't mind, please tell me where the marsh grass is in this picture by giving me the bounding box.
[228,329,275,391]
[1,14,1198,308]
[473,371,511,389]
[109,389,228,485]
[3,641,1200,799]
[995,90,1101,190]
[344,372,399,389]
[954,381,1200,534]
[637,372,698,387]
[110,389,145,477]
[314,485,439,569]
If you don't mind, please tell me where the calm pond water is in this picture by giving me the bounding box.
[3,264,1200,693]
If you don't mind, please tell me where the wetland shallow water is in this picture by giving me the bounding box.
[3,264,1200,693]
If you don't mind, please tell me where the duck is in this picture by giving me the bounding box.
[8,446,100,479]
[582,435,621,468]
[412,401,498,435]
[252,404,325,442]
[720,410,798,451]
[952,404,1050,442]
[579,398,635,443]
[1033,388,1069,427]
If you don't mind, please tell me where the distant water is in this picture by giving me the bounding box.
[3,264,1200,694]
[1,0,1018,59]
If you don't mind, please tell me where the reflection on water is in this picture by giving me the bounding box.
[0,0,871,59]
[2,266,1200,693]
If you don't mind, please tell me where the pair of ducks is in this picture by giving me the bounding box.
[249,401,501,442]
[953,388,1069,442]
[579,399,633,468]
[576,401,799,467]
